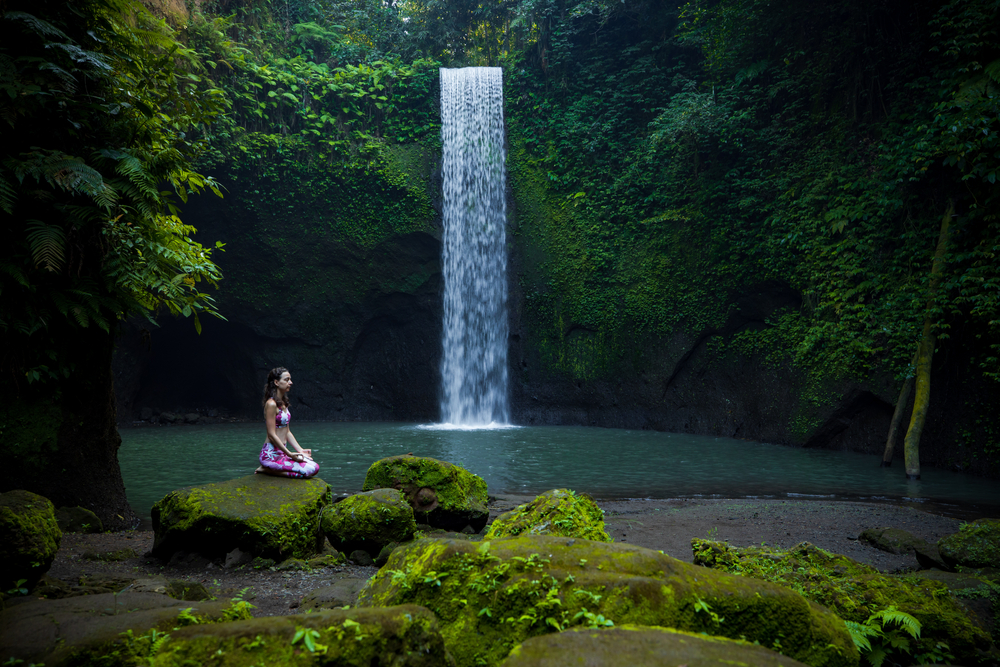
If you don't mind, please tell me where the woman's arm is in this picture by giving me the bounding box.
[285,430,312,459]
[265,400,301,460]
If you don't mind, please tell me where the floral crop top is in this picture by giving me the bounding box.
[275,407,291,428]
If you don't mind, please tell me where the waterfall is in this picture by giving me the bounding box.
[439,67,509,426]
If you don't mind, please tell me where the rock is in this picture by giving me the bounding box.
[224,547,253,569]
[300,578,370,610]
[81,547,138,562]
[914,541,950,570]
[151,474,331,561]
[375,541,400,566]
[358,535,856,667]
[161,411,178,423]
[54,506,103,533]
[0,490,61,593]
[165,580,212,601]
[251,556,276,569]
[166,550,213,569]
[939,518,1000,569]
[692,539,993,666]
[140,605,454,667]
[904,570,999,637]
[485,489,610,542]
[501,625,809,667]
[350,549,375,566]
[276,558,309,571]
[308,553,344,568]
[858,527,929,555]
[183,412,200,424]
[0,591,236,666]
[363,455,488,532]
[322,488,416,556]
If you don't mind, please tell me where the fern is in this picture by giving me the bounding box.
[0,175,15,214]
[25,220,66,272]
[3,11,70,40]
[844,620,879,652]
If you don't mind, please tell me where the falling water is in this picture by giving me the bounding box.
[439,67,509,426]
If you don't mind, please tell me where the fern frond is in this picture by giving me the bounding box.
[870,606,921,639]
[13,150,117,208]
[2,11,70,40]
[46,43,112,72]
[0,260,30,287]
[0,175,15,214]
[985,58,1000,86]
[843,620,875,652]
[25,220,66,272]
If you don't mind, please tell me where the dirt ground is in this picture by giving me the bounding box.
[39,495,969,618]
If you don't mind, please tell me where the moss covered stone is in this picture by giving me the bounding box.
[357,535,856,667]
[0,489,61,592]
[55,506,103,534]
[322,488,417,556]
[147,605,454,667]
[940,518,1000,569]
[501,625,810,667]
[151,474,331,561]
[857,527,929,555]
[363,455,488,532]
[485,489,610,542]
[692,539,994,665]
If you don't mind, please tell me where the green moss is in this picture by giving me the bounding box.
[151,475,331,560]
[145,605,453,667]
[322,488,417,554]
[363,455,488,518]
[485,489,610,542]
[0,489,61,592]
[692,539,992,665]
[940,519,1000,569]
[358,535,856,667]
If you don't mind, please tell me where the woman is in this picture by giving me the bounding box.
[256,367,319,479]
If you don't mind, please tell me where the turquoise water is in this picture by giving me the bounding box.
[119,422,1000,519]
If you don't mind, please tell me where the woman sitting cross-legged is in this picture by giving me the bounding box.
[255,366,319,479]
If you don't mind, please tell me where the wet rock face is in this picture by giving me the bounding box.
[485,489,610,542]
[501,625,810,667]
[358,535,856,667]
[0,490,61,593]
[321,488,417,557]
[939,518,1000,569]
[151,475,332,561]
[363,456,489,532]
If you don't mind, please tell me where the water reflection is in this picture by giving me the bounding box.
[119,422,1000,519]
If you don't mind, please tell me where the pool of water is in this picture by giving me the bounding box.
[119,422,1000,519]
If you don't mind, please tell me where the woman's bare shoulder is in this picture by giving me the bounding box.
[264,398,277,413]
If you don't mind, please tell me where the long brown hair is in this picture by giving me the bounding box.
[263,367,290,410]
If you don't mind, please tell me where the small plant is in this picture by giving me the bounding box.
[175,607,201,627]
[844,606,922,667]
[5,579,29,596]
[693,597,724,626]
[292,626,325,653]
[573,607,614,628]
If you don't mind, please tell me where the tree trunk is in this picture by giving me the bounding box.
[881,362,915,467]
[0,324,138,530]
[902,201,953,480]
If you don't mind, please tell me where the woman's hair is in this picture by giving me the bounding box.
[263,366,290,409]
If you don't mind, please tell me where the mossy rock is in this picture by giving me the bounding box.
[940,519,1000,569]
[81,547,138,562]
[301,578,370,611]
[692,539,994,665]
[0,591,238,666]
[146,605,454,667]
[0,489,61,593]
[858,527,929,555]
[54,506,103,534]
[485,489,610,542]
[501,625,809,667]
[363,455,488,532]
[151,474,331,561]
[322,488,417,555]
[357,535,856,667]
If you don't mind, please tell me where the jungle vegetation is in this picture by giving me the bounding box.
[1,0,998,522]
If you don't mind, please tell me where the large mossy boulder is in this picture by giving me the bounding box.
[939,518,1000,569]
[857,527,928,555]
[357,535,856,667]
[151,475,331,561]
[363,455,488,531]
[500,625,809,667]
[54,506,103,533]
[146,605,454,667]
[0,490,61,593]
[485,489,610,542]
[692,539,994,665]
[322,488,417,556]
[0,591,241,666]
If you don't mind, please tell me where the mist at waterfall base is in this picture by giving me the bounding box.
[119,422,1000,520]
[439,67,509,428]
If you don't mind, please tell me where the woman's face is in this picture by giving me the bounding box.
[276,371,292,394]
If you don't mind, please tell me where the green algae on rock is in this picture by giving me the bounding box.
[500,624,810,667]
[485,489,610,542]
[357,535,856,667]
[0,489,61,593]
[691,539,994,665]
[147,605,454,667]
[857,527,929,556]
[55,505,103,533]
[363,455,488,532]
[939,518,1000,569]
[151,475,331,561]
[322,488,417,557]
